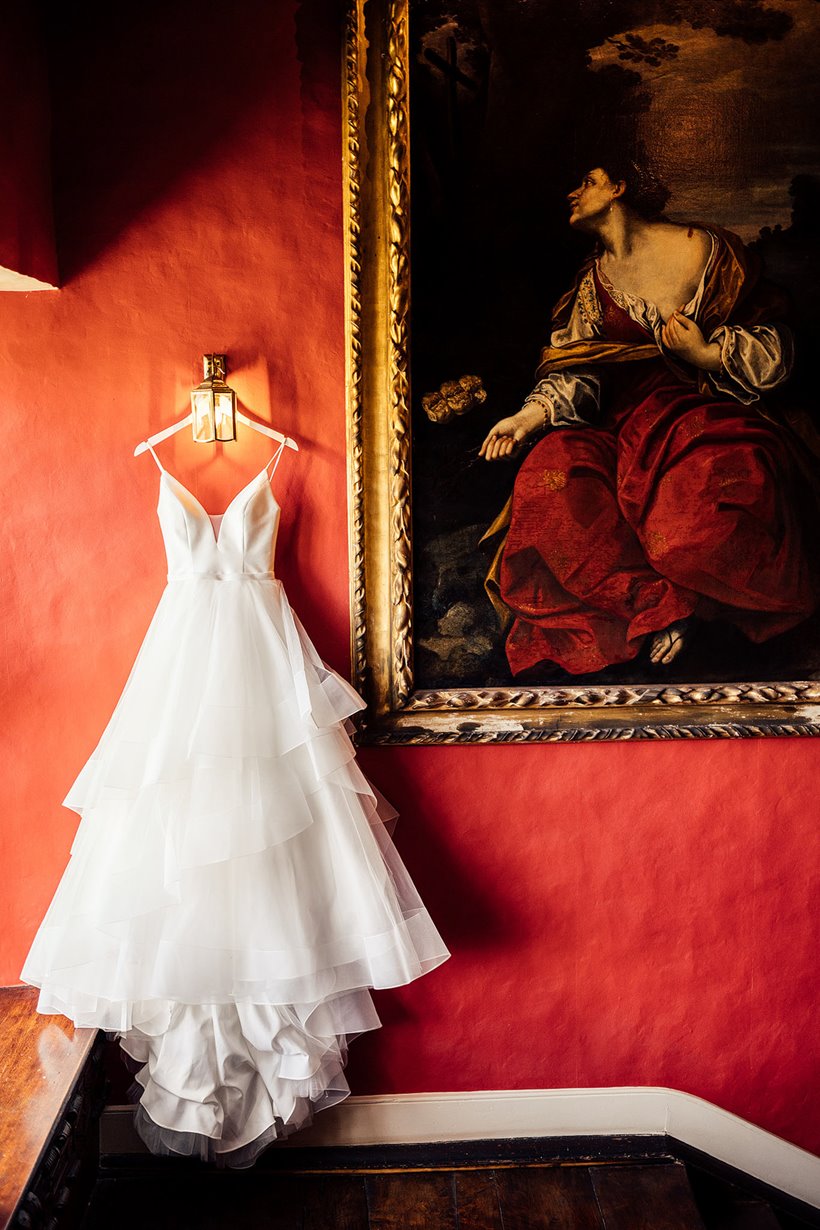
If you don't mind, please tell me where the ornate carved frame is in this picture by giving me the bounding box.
[342,0,820,743]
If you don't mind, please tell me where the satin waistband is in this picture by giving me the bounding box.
[167,572,278,582]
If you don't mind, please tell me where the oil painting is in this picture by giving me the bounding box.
[344,0,820,741]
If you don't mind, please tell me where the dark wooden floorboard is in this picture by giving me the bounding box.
[303,1174,370,1230]
[365,1171,458,1230]
[493,1164,603,1230]
[80,1159,796,1230]
[254,1176,303,1230]
[705,1202,783,1230]
[591,1162,707,1230]
[83,1174,306,1230]
[453,1169,504,1229]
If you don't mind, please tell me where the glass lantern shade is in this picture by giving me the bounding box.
[191,354,237,443]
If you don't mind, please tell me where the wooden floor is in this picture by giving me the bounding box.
[82,1158,774,1230]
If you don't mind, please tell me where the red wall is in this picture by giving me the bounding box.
[2,0,818,1155]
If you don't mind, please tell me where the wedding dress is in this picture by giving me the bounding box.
[21,443,449,1165]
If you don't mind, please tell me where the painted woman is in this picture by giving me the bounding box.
[480,158,816,678]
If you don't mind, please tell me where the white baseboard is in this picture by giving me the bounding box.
[102,1086,820,1209]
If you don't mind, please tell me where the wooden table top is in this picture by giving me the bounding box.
[0,986,96,1230]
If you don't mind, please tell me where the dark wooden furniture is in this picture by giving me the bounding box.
[0,987,103,1230]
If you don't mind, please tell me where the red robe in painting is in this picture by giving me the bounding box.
[487,231,816,677]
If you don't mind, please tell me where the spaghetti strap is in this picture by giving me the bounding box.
[265,440,287,478]
[145,445,164,472]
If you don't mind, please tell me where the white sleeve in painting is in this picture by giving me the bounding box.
[522,371,602,426]
[708,323,795,404]
[520,283,602,427]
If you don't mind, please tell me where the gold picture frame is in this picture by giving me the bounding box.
[343,0,820,743]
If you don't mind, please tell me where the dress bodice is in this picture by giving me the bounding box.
[592,265,655,344]
[158,468,280,579]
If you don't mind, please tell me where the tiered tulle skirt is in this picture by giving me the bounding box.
[22,576,449,1165]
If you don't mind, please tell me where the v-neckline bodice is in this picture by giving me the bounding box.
[160,467,273,548]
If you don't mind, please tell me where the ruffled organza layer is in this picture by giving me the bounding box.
[22,577,449,1164]
[124,992,380,1166]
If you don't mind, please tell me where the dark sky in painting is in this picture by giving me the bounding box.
[588,0,820,236]
[413,0,820,239]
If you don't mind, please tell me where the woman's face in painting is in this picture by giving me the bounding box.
[567,168,622,231]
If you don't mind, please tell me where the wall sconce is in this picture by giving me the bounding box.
[191,353,237,443]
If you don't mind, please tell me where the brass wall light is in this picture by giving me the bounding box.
[191,353,237,443]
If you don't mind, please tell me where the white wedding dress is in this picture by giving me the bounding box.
[21,443,449,1166]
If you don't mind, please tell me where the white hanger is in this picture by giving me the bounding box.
[134,409,299,457]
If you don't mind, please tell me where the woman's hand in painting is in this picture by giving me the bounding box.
[479,403,546,461]
[661,310,722,371]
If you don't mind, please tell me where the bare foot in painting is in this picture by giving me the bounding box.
[648,620,689,665]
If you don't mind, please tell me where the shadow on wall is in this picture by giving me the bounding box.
[356,746,520,953]
[43,0,343,282]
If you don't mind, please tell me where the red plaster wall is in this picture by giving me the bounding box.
[0,1,57,286]
[2,0,818,1155]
